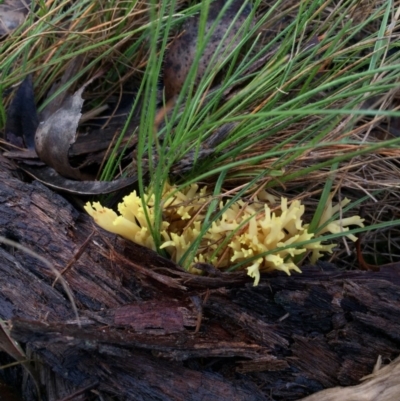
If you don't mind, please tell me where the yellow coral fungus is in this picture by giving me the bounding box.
[85,182,364,285]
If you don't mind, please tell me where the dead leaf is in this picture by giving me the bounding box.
[5,75,38,149]
[4,70,139,193]
[0,0,30,35]
[39,56,85,122]
[163,0,253,100]
[20,164,138,195]
[35,76,98,180]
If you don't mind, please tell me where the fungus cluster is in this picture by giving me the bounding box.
[85,182,364,285]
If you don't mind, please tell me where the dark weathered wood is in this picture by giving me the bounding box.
[300,356,400,401]
[1,153,400,401]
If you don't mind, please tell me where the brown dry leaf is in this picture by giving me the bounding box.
[163,0,253,100]
[0,0,30,35]
[20,164,138,195]
[35,77,97,180]
[3,69,139,194]
[39,56,85,122]
[5,75,38,150]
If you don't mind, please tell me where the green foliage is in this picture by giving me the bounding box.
[2,0,400,269]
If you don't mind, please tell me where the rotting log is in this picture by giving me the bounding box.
[1,153,400,401]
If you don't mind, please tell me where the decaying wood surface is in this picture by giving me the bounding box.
[1,152,400,401]
[300,356,400,401]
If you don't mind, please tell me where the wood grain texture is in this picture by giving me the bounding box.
[1,153,400,400]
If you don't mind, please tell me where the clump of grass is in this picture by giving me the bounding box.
[0,0,187,122]
[1,0,400,272]
[134,0,400,269]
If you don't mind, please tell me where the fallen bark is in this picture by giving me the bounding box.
[1,153,400,401]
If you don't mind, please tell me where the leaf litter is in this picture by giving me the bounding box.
[0,0,30,36]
